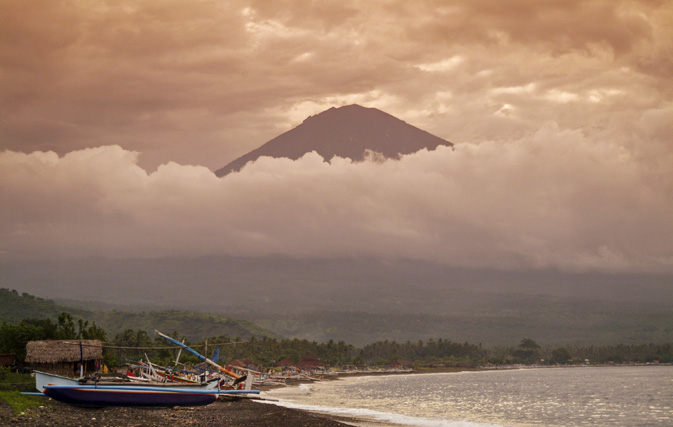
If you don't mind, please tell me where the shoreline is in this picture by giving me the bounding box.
[252,368,476,426]
[0,369,447,427]
[252,364,671,426]
[4,365,666,426]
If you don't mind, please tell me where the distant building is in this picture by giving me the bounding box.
[274,358,294,367]
[0,354,17,369]
[226,359,247,369]
[25,340,103,377]
[227,359,261,370]
[296,355,326,370]
[242,360,263,372]
[389,359,414,369]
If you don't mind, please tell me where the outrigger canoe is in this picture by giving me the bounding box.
[43,384,258,407]
[34,370,220,393]
[43,384,218,407]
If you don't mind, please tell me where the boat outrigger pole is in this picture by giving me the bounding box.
[175,338,185,366]
[154,330,241,380]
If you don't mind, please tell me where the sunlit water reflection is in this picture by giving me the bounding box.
[264,366,672,427]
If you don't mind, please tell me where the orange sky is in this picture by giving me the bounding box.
[1,0,672,272]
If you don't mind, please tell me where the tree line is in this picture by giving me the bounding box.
[1,313,671,370]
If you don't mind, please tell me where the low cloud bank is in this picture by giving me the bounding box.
[1,118,671,273]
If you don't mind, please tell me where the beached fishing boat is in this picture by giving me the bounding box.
[43,384,219,407]
[34,370,220,393]
[43,384,260,407]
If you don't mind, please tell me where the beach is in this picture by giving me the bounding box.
[5,366,670,426]
[0,370,426,426]
[0,369,460,426]
[0,396,356,427]
[0,369,465,426]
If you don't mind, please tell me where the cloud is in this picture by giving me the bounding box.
[1,1,671,274]
[2,113,671,273]
[1,0,671,172]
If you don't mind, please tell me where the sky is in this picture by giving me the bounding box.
[1,0,672,274]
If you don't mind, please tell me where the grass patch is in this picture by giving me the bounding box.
[0,371,32,384]
[0,369,35,392]
[0,390,46,414]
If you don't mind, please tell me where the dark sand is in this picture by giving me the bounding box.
[0,397,355,426]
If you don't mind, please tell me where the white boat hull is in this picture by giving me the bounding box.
[34,370,78,392]
[34,370,220,392]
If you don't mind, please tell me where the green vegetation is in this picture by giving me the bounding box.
[94,310,279,342]
[0,369,31,385]
[358,339,485,367]
[252,308,673,347]
[513,338,542,364]
[0,313,107,361]
[0,368,43,412]
[0,288,279,344]
[1,290,672,370]
[107,333,673,369]
[5,287,672,348]
[0,289,92,324]
[0,390,45,414]
[549,347,572,365]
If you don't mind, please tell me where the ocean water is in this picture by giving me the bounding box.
[262,366,673,427]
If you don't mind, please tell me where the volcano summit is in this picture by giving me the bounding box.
[215,104,453,176]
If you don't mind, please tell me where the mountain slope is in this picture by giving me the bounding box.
[0,288,92,323]
[215,104,452,176]
[4,257,671,347]
[0,288,280,342]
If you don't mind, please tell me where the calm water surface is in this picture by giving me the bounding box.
[263,366,672,427]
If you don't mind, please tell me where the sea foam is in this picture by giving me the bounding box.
[259,399,508,427]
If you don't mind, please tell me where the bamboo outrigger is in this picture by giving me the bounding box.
[153,330,252,390]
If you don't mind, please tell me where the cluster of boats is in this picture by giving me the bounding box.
[32,329,259,407]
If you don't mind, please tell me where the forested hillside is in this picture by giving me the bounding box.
[6,257,671,347]
[0,289,278,342]
[251,307,673,347]
[2,290,672,370]
[0,289,92,323]
[93,310,279,342]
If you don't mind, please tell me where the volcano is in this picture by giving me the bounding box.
[215,104,452,176]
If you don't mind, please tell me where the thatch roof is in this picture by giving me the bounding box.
[26,340,103,364]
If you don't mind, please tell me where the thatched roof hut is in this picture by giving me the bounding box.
[26,340,103,377]
[26,340,103,364]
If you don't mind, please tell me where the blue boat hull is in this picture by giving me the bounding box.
[44,385,218,407]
